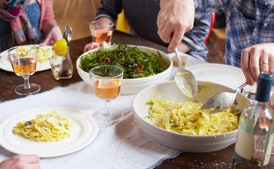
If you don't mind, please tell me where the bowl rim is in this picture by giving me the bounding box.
[76,44,173,81]
[132,80,249,138]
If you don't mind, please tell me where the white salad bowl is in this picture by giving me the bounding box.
[76,45,173,94]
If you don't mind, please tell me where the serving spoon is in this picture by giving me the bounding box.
[174,48,198,98]
[201,82,248,111]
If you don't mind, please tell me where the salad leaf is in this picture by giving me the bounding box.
[79,44,168,79]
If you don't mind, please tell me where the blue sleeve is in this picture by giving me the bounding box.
[185,0,227,59]
[183,12,211,59]
[184,12,211,50]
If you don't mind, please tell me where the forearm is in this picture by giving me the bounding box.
[39,0,56,35]
[41,19,58,36]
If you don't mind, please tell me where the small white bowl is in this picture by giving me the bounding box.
[133,81,251,152]
[76,45,173,94]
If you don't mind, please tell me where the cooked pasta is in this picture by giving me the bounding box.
[145,96,239,136]
[13,111,72,142]
[36,47,51,63]
[16,46,51,63]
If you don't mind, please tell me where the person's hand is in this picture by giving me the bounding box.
[83,42,100,52]
[241,43,274,85]
[0,154,40,169]
[157,0,195,52]
[40,25,63,46]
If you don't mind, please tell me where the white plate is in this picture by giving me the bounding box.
[0,107,99,158]
[0,45,51,72]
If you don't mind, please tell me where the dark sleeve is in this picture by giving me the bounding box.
[95,0,123,23]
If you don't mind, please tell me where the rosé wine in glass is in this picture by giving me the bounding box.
[93,79,121,100]
[8,46,41,95]
[90,21,114,45]
[89,65,124,125]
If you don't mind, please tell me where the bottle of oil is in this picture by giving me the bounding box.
[233,72,274,169]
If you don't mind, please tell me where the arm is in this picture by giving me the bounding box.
[157,0,195,52]
[179,12,211,60]
[83,0,121,52]
[95,0,123,22]
[0,155,40,169]
[241,43,274,85]
[39,0,62,45]
[83,17,112,52]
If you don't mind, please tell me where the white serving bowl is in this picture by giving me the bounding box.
[76,45,173,94]
[133,81,251,152]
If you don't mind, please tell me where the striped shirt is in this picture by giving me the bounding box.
[195,0,274,67]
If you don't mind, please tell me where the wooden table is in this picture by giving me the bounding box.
[0,31,272,169]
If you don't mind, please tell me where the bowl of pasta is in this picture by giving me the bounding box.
[132,81,251,152]
[76,44,173,94]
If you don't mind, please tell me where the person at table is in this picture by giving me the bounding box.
[166,0,274,85]
[0,154,40,169]
[0,0,62,52]
[241,43,274,85]
[157,0,196,52]
[84,0,211,60]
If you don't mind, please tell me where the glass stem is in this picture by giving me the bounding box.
[105,100,111,115]
[23,76,31,89]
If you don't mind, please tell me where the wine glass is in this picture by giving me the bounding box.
[8,46,41,95]
[89,20,114,46]
[89,65,124,124]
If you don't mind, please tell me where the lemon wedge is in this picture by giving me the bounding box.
[52,38,68,56]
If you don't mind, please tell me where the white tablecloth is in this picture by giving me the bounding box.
[0,53,205,169]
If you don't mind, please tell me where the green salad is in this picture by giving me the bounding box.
[79,44,168,79]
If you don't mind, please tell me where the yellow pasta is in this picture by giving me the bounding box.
[16,46,51,63]
[145,96,239,136]
[13,111,72,142]
[37,47,51,63]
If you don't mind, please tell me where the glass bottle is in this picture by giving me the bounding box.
[50,47,73,80]
[233,72,274,169]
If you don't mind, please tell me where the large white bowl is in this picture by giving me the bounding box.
[76,45,173,95]
[133,81,251,152]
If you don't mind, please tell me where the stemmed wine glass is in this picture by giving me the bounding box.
[89,65,124,124]
[8,46,41,95]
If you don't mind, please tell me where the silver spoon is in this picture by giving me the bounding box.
[174,48,198,98]
[63,26,72,43]
[201,82,248,111]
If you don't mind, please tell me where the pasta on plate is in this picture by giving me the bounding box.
[13,111,72,142]
[16,46,51,63]
[145,95,239,136]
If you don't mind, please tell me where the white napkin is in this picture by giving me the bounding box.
[0,82,178,169]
